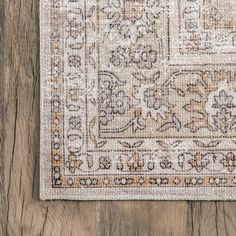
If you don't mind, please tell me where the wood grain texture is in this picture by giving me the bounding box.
[0,0,6,235]
[0,0,235,235]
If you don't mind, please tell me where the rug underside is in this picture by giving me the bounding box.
[40,0,236,200]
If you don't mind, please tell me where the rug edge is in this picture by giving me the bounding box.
[40,187,236,201]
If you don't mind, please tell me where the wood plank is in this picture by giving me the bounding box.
[0,0,7,234]
[97,201,187,236]
[187,202,236,236]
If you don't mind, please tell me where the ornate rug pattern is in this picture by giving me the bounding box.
[40,0,236,200]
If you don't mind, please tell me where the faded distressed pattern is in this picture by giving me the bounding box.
[40,0,236,200]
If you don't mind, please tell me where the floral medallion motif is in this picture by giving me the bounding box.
[101,0,162,43]
[205,81,236,133]
[110,45,158,69]
[132,72,172,121]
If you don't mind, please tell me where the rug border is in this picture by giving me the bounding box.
[40,186,236,201]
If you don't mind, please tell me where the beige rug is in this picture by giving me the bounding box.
[40,0,236,200]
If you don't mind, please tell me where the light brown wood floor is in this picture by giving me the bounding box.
[1,0,236,235]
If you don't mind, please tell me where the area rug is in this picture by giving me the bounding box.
[40,0,236,200]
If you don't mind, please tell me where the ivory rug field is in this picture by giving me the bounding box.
[40,0,236,200]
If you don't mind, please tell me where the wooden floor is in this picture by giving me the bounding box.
[1,0,236,235]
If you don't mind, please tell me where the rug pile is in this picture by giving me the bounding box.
[40,0,236,200]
